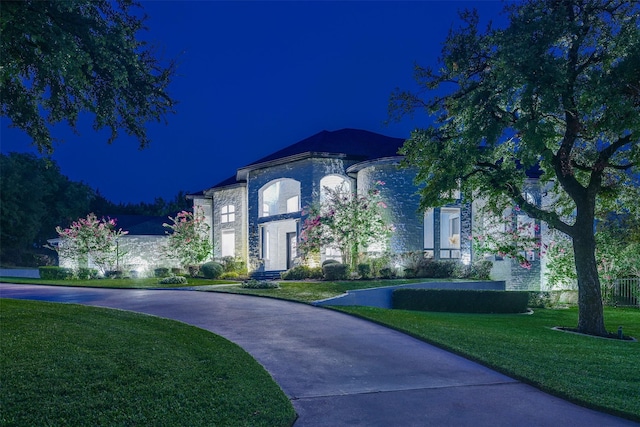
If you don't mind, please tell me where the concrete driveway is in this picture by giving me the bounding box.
[1,283,637,426]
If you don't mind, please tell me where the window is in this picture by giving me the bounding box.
[424,208,434,249]
[320,175,350,202]
[440,208,461,249]
[286,196,299,213]
[221,230,235,257]
[221,205,235,223]
[424,207,461,259]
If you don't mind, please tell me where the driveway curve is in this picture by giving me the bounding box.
[1,284,637,426]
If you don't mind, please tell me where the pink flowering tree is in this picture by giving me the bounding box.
[54,213,128,274]
[472,205,541,270]
[163,208,212,268]
[299,181,394,269]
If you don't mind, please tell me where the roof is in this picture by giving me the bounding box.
[246,128,405,167]
[110,215,169,236]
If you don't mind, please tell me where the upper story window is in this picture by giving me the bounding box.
[320,175,350,202]
[259,179,301,217]
[221,205,235,223]
[424,206,461,259]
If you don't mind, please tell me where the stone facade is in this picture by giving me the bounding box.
[193,129,550,290]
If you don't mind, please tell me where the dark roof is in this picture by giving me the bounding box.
[111,215,169,236]
[246,128,405,167]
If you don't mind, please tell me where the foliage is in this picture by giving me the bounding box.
[0,0,176,153]
[158,275,188,285]
[154,267,170,278]
[218,256,247,274]
[52,213,128,275]
[389,0,640,335]
[280,265,323,280]
[299,181,394,269]
[200,261,223,279]
[393,289,530,313]
[357,263,372,279]
[322,262,350,281]
[163,209,212,268]
[0,153,95,266]
[1,299,296,426]
[241,279,280,289]
[38,266,74,280]
[472,205,541,270]
[452,260,493,281]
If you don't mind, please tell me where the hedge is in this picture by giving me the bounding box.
[38,266,74,280]
[393,289,529,314]
[322,263,349,281]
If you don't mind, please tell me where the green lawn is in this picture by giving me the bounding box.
[0,299,296,427]
[336,305,640,421]
[2,277,639,421]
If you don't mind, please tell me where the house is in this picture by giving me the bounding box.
[191,128,547,290]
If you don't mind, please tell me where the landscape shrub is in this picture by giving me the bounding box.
[76,268,99,280]
[158,275,188,285]
[154,267,170,278]
[104,270,125,279]
[393,289,529,313]
[220,271,240,280]
[187,265,200,278]
[241,279,279,289]
[323,262,350,281]
[281,265,323,280]
[419,259,457,278]
[357,263,372,279]
[171,268,184,276]
[219,256,247,274]
[38,266,73,280]
[200,261,224,279]
[322,259,340,267]
[379,267,397,279]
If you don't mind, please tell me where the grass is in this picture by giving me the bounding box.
[335,305,640,421]
[207,278,435,303]
[0,276,235,288]
[0,299,296,427]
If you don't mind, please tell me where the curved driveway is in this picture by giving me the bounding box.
[1,284,637,426]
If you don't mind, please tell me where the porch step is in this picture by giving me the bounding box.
[250,270,285,281]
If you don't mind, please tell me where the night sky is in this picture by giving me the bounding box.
[1,1,508,204]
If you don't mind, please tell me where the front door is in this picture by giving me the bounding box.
[286,232,297,269]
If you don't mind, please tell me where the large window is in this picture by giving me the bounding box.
[259,179,301,217]
[221,230,235,257]
[424,207,461,259]
[221,205,235,223]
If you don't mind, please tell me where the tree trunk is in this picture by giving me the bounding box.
[572,228,607,336]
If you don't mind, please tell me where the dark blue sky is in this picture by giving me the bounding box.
[1,1,508,204]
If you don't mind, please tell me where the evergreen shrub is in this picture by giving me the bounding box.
[154,267,170,278]
[323,263,349,280]
[357,263,372,279]
[201,261,223,279]
[76,268,99,280]
[281,266,323,280]
[393,289,529,313]
[38,266,73,280]
[241,279,279,289]
[158,275,188,285]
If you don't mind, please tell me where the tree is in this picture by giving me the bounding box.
[53,213,128,275]
[0,153,95,265]
[162,209,212,268]
[0,0,176,153]
[389,1,640,336]
[299,182,394,270]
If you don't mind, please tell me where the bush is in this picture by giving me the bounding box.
[379,267,397,279]
[357,263,372,279]
[154,267,170,278]
[105,270,124,279]
[419,259,457,278]
[220,271,240,280]
[76,268,99,280]
[323,262,350,281]
[39,266,73,280]
[158,275,188,285]
[201,261,224,279]
[281,265,323,280]
[219,256,247,274]
[171,267,184,276]
[187,265,200,278]
[241,279,279,289]
[322,259,340,267]
[393,289,529,313]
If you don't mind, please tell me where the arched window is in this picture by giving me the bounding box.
[320,175,350,202]
[259,179,301,217]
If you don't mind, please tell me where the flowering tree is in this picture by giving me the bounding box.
[299,181,394,269]
[163,209,212,268]
[54,213,128,274]
[472,205,541,270]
